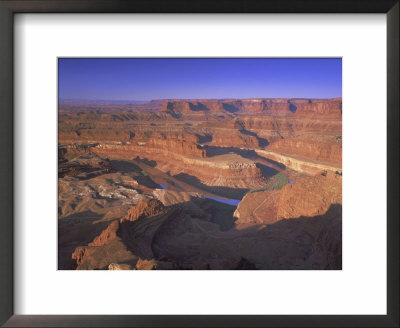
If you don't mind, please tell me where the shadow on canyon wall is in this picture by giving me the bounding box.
[204,146,259,159]
[222,103,240,113]
[289,103,297,113]
[59,202,342,270]
[189,102,210,111]
[196,134,213,143]
[110,159,142,173]
[256,163,281,178]
[111,159,160,188]
[258,155,287,170]
[150,203,342,270]
[134,157,157,168]
[173,172,249,199]
[261,203,342,270]
[239,129,270,147]
[58,210,110,270]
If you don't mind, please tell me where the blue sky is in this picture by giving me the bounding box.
[58,58,342,101]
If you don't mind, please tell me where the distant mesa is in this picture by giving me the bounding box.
[158,98,342,118]
[60,97,342,119]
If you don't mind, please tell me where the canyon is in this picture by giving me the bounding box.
[58,97,342,270]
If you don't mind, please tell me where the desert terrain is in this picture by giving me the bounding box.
[58,97,342,270]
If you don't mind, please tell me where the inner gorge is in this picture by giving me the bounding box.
[58,97,342,270]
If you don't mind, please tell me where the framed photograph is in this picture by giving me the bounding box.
[57,57,343,272]
[0,0,398,327]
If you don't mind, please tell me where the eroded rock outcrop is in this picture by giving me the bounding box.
[158,154,267,189]
[267,135,342,165]
[256,149,342,175]
[71,199,181,269]
[122,198,167,222]
[71,218,138,270]
[234,172,342,225]
[108,263,134,270]
[160,98,341,118]
[59,97,342,270]
[58,153,114,179]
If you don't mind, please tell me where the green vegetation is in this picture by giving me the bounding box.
[253,172,289,192]
[140,170,148,176]
[173,174,248,199]
[286,168,308,178]
[189,182,247,199]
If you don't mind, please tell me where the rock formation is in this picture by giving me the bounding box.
[234,172,342,225]
[59,97,342,270]
[122,198,167,222]
[267,135,342,164]
[58,153,114,179]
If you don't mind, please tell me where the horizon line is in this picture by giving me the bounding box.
[60,96,342,102]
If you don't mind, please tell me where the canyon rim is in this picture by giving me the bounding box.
[58,58,342,270]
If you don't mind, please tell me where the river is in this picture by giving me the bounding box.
[159,183,240,206]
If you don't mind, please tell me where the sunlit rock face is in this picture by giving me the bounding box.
[234,172,342,225]
[59,97,342,270]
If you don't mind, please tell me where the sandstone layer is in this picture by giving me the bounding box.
[59,97,342,270]
[256,149,342,175]
[71,190,342,270]
[234,172,342,225]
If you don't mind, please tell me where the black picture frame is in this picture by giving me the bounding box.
[0,1,398,327]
